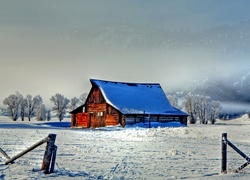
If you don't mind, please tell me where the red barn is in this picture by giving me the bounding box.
[70,79,188,128]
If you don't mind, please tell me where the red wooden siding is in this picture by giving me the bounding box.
[76,113,89,127]
[88,103,106,112]
[106,114,119,126]
[71,86,125,128]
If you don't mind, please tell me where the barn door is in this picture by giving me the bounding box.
[71,114,77,127]
[88,113,93,128]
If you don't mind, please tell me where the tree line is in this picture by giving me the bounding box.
[168,92,221,124]
[1,92,87,121]
[2,90,221,124]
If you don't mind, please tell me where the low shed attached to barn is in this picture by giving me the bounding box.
[70,79,188,128]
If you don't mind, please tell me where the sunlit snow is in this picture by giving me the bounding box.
[1,116,250,179]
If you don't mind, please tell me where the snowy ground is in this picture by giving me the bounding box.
[1,116,250,179]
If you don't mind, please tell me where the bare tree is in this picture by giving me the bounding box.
[79,93,88,104]
[26,95,43,121]
[209,101,221,124]
[50,93,70,121]
[36,104,46,121]
[167,94,178,108]
[184,93,221,124]
[19,95,27,121]
[195,95,211,124]
[3,92,22,121]
[46,109,51,121]
[69,97,80,111]
[184,93,196,124]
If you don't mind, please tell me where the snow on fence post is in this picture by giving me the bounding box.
[41,134,57,174]
[221,133,227,173]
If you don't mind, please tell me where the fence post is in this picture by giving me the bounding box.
[41,134,57,174]
[49,145,57,174]
[221,133,227,173]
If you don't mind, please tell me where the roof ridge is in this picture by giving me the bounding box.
[90,78,160,85]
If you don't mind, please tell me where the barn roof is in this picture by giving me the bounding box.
[90,79,188,116]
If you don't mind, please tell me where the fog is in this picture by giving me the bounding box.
[1,0,250,107]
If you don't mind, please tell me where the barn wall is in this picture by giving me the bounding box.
[85,87,106,127]
[84,87,122,127]
[106,114,119,126]
[71,114,76,127]
[76,113,89,128]
[88,103,106,112]
[125,115,180,125]
[125,116,144,125]
[158,116,179,122]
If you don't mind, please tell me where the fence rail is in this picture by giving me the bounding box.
[221,133,250,173]
[1,133,57,174]
[0,148,10,160]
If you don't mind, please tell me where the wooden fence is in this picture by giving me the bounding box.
[221,133,250,173]
[0,133,57,174]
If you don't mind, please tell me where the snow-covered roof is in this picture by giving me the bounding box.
[90,79,188,116]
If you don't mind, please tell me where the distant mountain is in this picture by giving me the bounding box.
[189,71,250,101]
[61,19,250,55]
[59,20,250,113]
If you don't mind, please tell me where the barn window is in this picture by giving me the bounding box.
[107,106,111,114]
[97,112,103,116]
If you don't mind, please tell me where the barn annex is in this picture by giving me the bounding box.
[70,79,188,128]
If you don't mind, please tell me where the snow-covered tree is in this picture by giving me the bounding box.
[3,92,22,121]
[19,95,27,121]
[209,101,221,124]
[50,93,70,121]
[195,95,212,124]
[46,109,51,121]
[69,97,80,111]
[26,95,43,121]
[0,106,7,115]
[167,94,178,108]
[36,104,46,121]
[79,93,88,104]
[184,93,197,124]
[184,93,221,124]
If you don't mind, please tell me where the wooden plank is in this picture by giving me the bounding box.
[227,138,250,162]
[106,114,119,126]
[88,103,106,112]
[0,148,10,160]
[236,162,250,173]
[77,113,89,127]
[5,136,49,165]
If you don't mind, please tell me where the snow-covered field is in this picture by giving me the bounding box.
[1,116,250,179]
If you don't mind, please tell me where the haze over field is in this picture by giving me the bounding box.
[1,1,250,107]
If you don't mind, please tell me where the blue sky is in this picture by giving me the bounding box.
[1,0,250,106]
